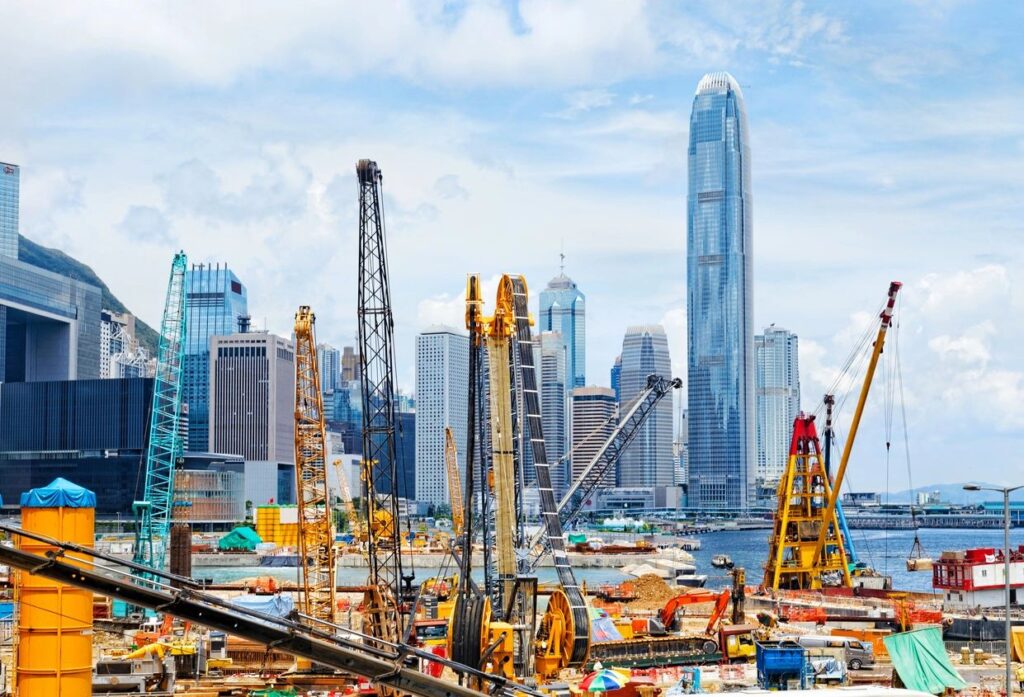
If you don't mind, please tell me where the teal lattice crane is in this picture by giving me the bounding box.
[131,251,188,593]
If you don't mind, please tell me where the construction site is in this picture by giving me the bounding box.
[0,160,1010,697]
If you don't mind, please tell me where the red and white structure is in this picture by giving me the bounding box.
[933,547,1024,610]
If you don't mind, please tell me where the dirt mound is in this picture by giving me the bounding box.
[627,574,679,610]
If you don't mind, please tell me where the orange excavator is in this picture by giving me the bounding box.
[660,589,731,633]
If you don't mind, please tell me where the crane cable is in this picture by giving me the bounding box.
[893,298,925,561]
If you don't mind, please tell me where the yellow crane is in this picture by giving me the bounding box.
[763,281,902,590]
[293,306,337,623]
[445,427,464,538]
[332,458,363,542]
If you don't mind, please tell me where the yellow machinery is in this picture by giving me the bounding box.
[293,306,337,623]
[16,478,96,697]
[332,458,364,542]
[445,427,464,538]
[763,282,902,590]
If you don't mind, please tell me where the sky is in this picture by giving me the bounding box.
[1,1,1022,492]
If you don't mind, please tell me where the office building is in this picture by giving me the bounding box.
[0,378,152,516]
[0,162,19,259]
[100,310,151,379]
[610,355,621,403]
[396,410,416,500]
[755,325,800,488]
[317,343,341,393]
[686,71,755,509]
[536,331,567,491]
[183,263,248,452]
[539,267,585,390]
[210,331,295,505]
[618,325,674,487]
[341,345,360,382]
[570,386,617,491]
[415,326,468,506]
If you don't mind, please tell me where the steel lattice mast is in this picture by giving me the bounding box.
[132,251,188,583]
[356,159,406,647]
[293,306,337,624]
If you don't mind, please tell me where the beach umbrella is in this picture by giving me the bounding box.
[580,668,629,692]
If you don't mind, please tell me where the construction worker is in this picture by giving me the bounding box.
[1015,663,1024,692]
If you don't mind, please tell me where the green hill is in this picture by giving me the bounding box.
[18,234,159,354]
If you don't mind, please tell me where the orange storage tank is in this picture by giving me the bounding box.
[16,477,96,697]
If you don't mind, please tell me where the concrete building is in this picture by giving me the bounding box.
[183,263,248,452]
[100,310,150,379]
[414,326,468,506]
[618,325,674,487]
[341,345,359,382]
[570,386,617,492]
[755,326,800,493]
[210,331,294,505]
[686,72,756,510]
[535,331,567,489]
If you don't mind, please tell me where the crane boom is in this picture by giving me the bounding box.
[445,427,464,538]
[131,251,188,589]
[294,305,337,623]
[356,159,406,650]
[808,281,901,582]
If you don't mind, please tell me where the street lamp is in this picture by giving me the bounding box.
[964,483,1024,694]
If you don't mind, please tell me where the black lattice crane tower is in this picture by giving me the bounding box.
[293,305,336,624]
[356,159,406,653]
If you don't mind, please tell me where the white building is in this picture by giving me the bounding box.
[570,386,617,492]
[618,325,674,487]
[414,326,469,506]
[535,330,567,490]
[755,325,800,490]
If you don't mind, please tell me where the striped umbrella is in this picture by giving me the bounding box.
[580,668,629,692]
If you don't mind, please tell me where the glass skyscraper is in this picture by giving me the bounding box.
[686,72,755,510]
[618,325,674,487]
[183,263,248,452]
[755,326,800,492]
[539,271,585,390]
[0,162,19,259]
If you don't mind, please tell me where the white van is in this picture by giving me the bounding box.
[781,634,875,670]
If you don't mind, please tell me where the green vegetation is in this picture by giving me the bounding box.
[18,234,159,354]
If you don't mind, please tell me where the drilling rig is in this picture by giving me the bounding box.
[130,251,188,610]
[356,159,407,662]
[294,305,337,624]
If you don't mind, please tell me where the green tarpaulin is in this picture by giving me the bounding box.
[883,627,967,695]
[218,526,262,551]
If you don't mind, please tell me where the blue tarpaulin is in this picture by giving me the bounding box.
[0,602,13,620]
[230,593,295,618]
[20,477,96,508]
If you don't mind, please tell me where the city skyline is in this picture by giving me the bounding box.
[1,3,1021,486]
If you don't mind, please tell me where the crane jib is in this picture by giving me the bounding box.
[510,277,590,667]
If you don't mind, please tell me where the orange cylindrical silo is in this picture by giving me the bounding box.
[16,477,95,697]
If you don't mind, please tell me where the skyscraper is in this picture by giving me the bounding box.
[341,345,360,383]
[686,71,755,510]
[755,326,800,490]
[618,325,674,487]
[183,264,248,452]
[0,161,19,259]
[536,331,567,492]
[570,386,617,490]
[539,266,585,391]
[415,326,469,506]
[317,343,341,393]
[610,355,622,403]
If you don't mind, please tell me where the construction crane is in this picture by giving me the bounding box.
[356,159,406,656]
[130,251,188,603]
[445,427,464,538]
[764,281,902,590]
[332,458,363,541]
[294,305,337,624]
[525,374,682,561]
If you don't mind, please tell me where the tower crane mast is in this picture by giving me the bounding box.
[294,305,337,623]
[445,427,464,538]
[131,251,188,594]
[356,159,406,650]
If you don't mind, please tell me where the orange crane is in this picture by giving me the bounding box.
[293,305,336,624]
[445,427,464,538]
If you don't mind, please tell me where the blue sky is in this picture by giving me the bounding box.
[1,1,1022,490]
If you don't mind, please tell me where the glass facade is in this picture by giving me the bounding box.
[686,72,755,510]
[539,273,586,390]
[0,162,19,260]
[755,326,800,491]
[183,263,248,452]
[618,325,674,487]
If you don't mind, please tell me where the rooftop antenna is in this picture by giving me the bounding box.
[559,240,565,274]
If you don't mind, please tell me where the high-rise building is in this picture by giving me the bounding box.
[539,267,585,391]
[209,331,295,505]
[618,325,674,487]
[674,407,689,487]
[536,331,567,491]
[755,325,800,489]
[183,263,248,452]
[341,345,360,383]
[0,161,19,259]
[610,355,622,402]
[317,343,341,393]
[686,71,755,510]
[415,326,469,506]
[570,386,617,490]
[100,310,151,379]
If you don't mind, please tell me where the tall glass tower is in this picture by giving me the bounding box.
[618,325,674,487]
[686,72,755,510]
[0,162,20,259]
[755,326,800,495]
[183,263,248,452]
[539,268,585,390]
